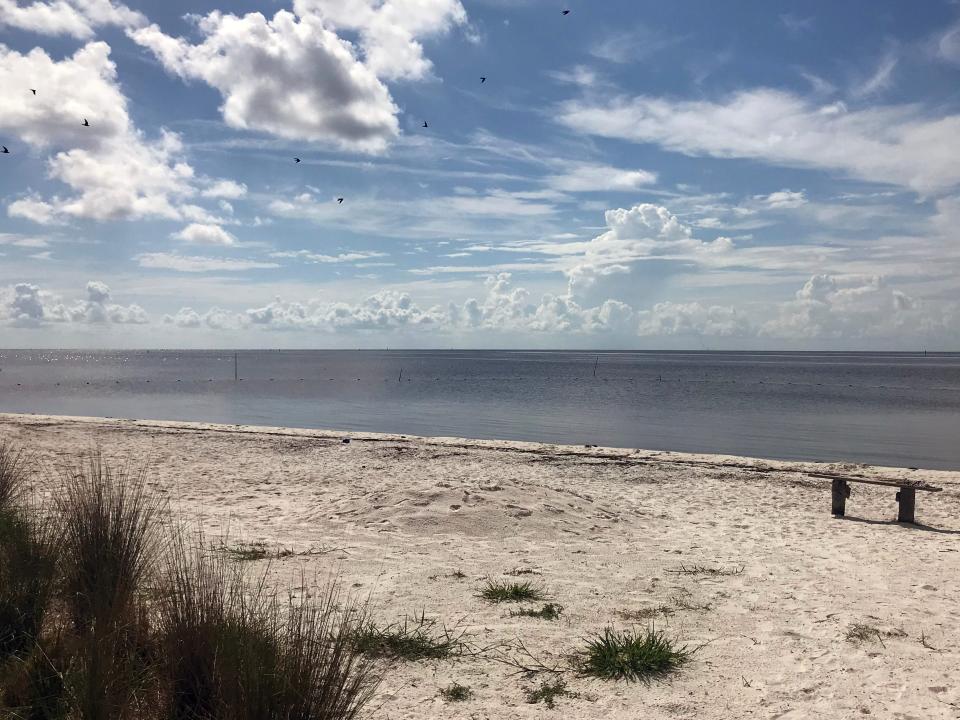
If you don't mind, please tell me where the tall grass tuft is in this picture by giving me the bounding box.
[57,453,162,633]
[156,533,380,720]
[0,442,28,511]
[577,627,689,682]
[0,443,59,665]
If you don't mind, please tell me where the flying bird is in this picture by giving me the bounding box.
[337,198,344,204]
[82,118,90,127]
[294,157,301,163]
[30,89,36,95]
[422,121,429,128]
[562,9,570,14]
[480,76,487,83]
[1,146,8,154]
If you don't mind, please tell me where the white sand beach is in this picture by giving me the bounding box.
[2,412,959,719]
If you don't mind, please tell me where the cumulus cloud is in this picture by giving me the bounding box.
[246,290,447,331]
[558,89,960,194]
[0,42,198,223]
[130,4,458,152]
[164,306,239,330]
[172,223,237,246]
[763,274,930,339]
[0,0,144,39]
[293,0,467,80]
[0,281,148,326]
[637,301,751,337]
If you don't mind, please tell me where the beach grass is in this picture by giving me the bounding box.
[510,603,564,621]
[0,444,381,720]
[525,679,579,708]
[576,627,689,682]
[350,612,469,661]
[478,579,546,603]
[439,682,473,702]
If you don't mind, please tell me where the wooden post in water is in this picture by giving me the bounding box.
[831,479,848,516]
[234,352,238,381]
[398,368,403,382]
[896,488,916,524]
[593,355,599,377]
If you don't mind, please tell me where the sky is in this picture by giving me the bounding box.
[1,0,959,350]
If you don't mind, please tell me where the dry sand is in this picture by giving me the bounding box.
[2,412,959,719]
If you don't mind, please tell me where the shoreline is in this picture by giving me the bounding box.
[2,411,959,718]
[3,412,958,479]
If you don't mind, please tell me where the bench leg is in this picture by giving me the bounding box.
[896,488,916,524]
[831,479,848,516]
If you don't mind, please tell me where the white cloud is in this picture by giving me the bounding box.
[763,274,934,339]
[637,301,750,337]
[131,10,395,152]
[0,42,200,223]
[172,223,237,246]
[136,253,280,273]
[546,163,657,192]
[201,180,247,199]
[0,233,49,248]
[0,0,144,39]
[1,280,148,326]
[270,250,388,263]
[164,306,240,330]
[940,24,960,64]
[851,51,898,99]
[293,0,467,80]
[756,189,808,209]
[558,88,960,194]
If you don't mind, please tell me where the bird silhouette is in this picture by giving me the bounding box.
[422,121,429,128]
[1,146,8,154]
[30,89,36,95]
[562,9,570,14]
[337,198,344,204]
[82,118,90,127]
[480,76,487,83]
[294,157,301,163]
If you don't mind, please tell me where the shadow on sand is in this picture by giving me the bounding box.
[838,515,960,536]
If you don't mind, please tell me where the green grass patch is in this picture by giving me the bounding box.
[478,579,546,604]
[439,682,472,702]
[350,612,468,661]
[576,627,689,682]
[525,679,579,708]
[510,603,563,621]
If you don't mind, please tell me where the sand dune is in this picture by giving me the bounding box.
[2,412,959,719]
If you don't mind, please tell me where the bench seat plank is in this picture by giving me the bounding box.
[808,472,942,493]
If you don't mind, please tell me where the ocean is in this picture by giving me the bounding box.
[0,349,958,469]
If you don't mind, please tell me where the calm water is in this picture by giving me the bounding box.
[0,350,958,470]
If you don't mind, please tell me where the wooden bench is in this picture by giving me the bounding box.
[809,472,942,524]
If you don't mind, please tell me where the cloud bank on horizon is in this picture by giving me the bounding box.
[1,0,959,349]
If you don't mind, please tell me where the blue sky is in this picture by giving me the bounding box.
[1,0,959,349]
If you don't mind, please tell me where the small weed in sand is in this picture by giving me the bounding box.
[525,679,579,708]
[667,564,744,577]
[439,682,472,702]
[845,622,885,646]
[429,569,467,581]
[350,612,468,661]
[577,627,689,682]
[478,579,545,603]
[222,541,276,561]
[618,605,673,621]
[511,603,564,621]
